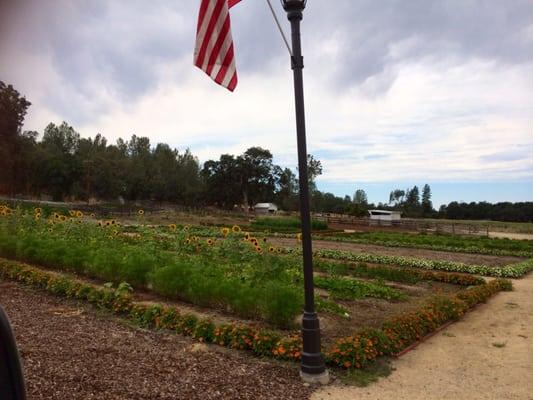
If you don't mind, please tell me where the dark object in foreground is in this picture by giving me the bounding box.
[281,0,327,380]
[0,305,26,400]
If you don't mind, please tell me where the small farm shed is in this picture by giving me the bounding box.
[368,210,401,222]
[254,203,278,215]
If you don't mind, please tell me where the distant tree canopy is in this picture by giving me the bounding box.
[438,201,533,222]
[1,81,530,222]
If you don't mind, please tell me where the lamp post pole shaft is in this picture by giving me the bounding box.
[288,10,326,377]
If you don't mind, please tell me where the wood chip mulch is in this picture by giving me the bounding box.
[0,281,314,400]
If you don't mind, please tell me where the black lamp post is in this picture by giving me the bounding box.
[281,0,328,383]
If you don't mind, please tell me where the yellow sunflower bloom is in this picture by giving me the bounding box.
[75,210,83,218]
[221,227,230,236]
[232,225,241,233]
[169,223,177,231]
[138,209,145,215]
[268,246,275,253]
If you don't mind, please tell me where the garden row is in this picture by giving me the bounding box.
[312,248,533,278]
[0,258,512,370]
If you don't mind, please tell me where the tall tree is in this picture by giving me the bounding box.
[0,81,31,194]
[353,189,368,205]
[421,184,433,215]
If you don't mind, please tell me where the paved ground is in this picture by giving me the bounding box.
[313,273,533,400]
[0,281,313,400]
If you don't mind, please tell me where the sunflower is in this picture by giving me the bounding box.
[276,248,282,254]
[244,232,250,240]
[97,221,103,227]
[105,221,111,227]
[138,209,145,215]
[69,210,76,217]
[76,210,83,218]
[90,213,95,217]
[53,213,60,220]
[48,228,53,233]
[112,230,119,236]
[169,223,177,231]
[262,237,268,243]
[232,225,241,233]
[268,246,275,253]
[221,227,230,236]
[35,213,41,220]
[34,207,42,214]
[110,219,116,225]
[207,238,214,246]
[185,238,191,245]
[60,215,67,222]
[255,246,263,254]
[183,225,190,231]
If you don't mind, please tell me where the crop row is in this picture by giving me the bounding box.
[312,249,533,278]
[315,259,486,286]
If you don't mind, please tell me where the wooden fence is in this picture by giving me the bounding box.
[313,214,489,236]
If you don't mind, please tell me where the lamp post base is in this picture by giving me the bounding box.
[300,370,330,385]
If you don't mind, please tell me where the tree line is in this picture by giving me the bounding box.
[1,81,531,222]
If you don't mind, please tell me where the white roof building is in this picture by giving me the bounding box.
[368,209,401,221]
[254,203,278,214]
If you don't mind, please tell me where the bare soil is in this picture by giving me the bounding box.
[318,280,462,345]
[271,238,524,267]
[0,281,313,400]
[313,273,533,400]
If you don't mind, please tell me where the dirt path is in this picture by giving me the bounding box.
[312,273,533,400]
[0,282,312,400]
[271,238,524,267]
[489,231,533,241]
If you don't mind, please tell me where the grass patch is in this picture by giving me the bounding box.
[340,358,394,387]
[315,275,407,301]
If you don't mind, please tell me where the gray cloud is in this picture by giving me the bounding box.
[1,0,532,124]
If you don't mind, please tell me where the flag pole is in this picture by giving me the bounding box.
[281,0,329,384]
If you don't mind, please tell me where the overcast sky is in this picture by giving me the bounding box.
[1,0,532,206]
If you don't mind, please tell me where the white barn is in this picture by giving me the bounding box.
[254,203,278,215]
[368,210,401,222]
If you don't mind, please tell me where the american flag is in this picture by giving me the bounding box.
[194,0,242,92]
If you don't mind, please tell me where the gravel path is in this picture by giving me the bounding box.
[271,238,523,267]
[312,273,533,400]
[0,281,313,400]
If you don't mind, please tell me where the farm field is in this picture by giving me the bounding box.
[1,203,530,374]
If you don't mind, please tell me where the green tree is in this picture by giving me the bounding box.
[38,122,81,200]
[421,184,433,215]
[0,81,31,194]
[353,189,368,205]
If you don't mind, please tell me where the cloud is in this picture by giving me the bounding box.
[1,0,532,196]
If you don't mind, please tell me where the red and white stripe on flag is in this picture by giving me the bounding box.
[194,0,242,92]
